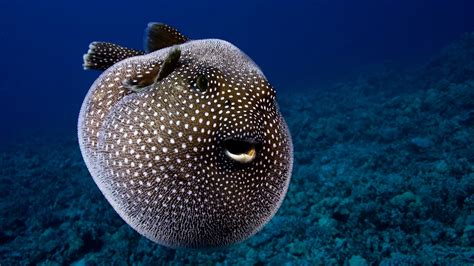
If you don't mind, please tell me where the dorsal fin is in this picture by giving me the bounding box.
[83,42,145,70]
[145,23,188,53]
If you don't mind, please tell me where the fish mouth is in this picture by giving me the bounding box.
[222,138,261,164]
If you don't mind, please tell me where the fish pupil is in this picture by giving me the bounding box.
[196,75,208,92]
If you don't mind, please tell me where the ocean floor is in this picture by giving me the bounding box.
[1,34,474,265]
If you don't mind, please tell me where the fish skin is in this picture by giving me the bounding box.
[78,37,293,248]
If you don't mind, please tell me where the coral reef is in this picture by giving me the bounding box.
[1,34,474,265]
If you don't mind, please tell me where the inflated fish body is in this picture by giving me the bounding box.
[78,23,293,248]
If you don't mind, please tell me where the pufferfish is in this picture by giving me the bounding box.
[78,22,293,249]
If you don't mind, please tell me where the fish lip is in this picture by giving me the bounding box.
[221,134,264,152]
[221,136,263,163]
[222,136,261,145]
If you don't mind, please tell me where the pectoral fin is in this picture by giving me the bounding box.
[121,48,181,92]
[122,63,161,92]
[157,48,181,81]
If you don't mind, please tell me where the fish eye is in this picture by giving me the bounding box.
[223,139,257,164]
[196,75,208,92]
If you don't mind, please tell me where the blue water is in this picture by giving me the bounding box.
[1,0,474,264]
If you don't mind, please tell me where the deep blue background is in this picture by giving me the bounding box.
[1,0,473,147]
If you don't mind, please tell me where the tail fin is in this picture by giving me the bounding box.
[83,42,145,71]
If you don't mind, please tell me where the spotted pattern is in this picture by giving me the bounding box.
[78,39,293,248]
[83,42,145,70]
[158,24,188,43]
